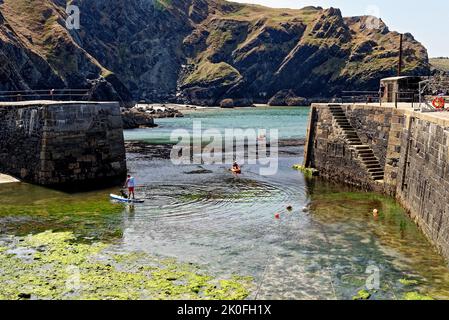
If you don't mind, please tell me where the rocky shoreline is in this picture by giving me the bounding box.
[121,104,188,129]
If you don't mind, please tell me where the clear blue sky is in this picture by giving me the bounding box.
[232,0,448,57]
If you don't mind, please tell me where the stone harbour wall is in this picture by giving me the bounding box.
[396,115,449,260]
[305,106,377,190]
[304,103,449,261]
[0,101,127,188]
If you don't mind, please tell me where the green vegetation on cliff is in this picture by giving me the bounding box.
[430,57,449,72]
[184,61,241,86]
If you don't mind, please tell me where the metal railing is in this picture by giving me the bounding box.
[393,91,419,109]
[341,91,380,104]
[0,89,90,102]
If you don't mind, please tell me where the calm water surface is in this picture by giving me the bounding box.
[1,107,449,300]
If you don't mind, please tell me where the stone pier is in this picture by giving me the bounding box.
[0,101,127,189]
[305,103,449,261]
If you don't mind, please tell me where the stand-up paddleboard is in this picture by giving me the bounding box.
[110,194,145,203]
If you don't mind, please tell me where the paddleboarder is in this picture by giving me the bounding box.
[124,174,136,200]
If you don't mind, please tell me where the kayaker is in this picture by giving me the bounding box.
[232,161,241,174]
[124,174,136,199]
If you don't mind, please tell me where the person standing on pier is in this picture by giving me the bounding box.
[124,174,136,200]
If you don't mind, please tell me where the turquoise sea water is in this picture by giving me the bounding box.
[124,107,310,143]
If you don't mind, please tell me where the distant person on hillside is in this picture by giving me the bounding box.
[124,174,136,199]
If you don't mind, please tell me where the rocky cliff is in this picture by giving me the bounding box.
[0,0,430,106]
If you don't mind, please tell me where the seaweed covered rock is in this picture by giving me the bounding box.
[220,98,254,108]
[268,90,309,106]
[121,109,157,129]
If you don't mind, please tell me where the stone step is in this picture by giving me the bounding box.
[360,156,376,161]
[354,145,370,149]
[358,150,374,155]
[361,158,378,162]
[372,176,384,181]
[371,172,384,177]
[364,160,380,165]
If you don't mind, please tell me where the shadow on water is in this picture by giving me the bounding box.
[0,183,126,241]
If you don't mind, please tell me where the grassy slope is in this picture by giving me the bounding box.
[0,0,109,79]
[430,58,449,72]
[183,4,322,86]
[184,1,427,88]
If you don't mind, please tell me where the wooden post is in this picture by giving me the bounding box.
[398,34,403,76]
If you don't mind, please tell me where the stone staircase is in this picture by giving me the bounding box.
[329,105,384,182]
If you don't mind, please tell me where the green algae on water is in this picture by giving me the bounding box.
[0,231,253,300]
[403,292,433,300]
[352,289,371,300]
[399,278,419,286]
[292,165,318,178]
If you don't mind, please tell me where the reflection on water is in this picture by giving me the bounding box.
[1,107,449,300]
